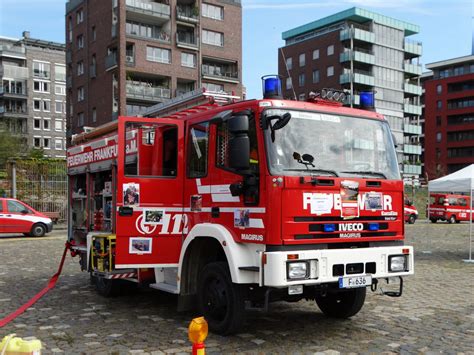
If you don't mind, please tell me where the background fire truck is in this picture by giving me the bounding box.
[67,81,414,335]
[429,193,474,223]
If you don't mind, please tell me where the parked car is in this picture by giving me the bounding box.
[0,198,53,237]
[404,200,418,224]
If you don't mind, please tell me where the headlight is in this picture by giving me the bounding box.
[389,255,407,272]
[287,261,309,280]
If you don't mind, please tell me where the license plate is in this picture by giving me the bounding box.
[338,275,372,289]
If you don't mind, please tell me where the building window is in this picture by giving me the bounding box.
[285,57,292,70]
[78,87,85,102]
[202,3,223,20]
[33,61,50,79]
[312,69,320,83]
[43,100,51,112]
[299,53,305,67]
[55,101,62,113]
[68,16,73,43]
[437,100,442,109]
[77,61,84,76]
[453,66,464,76]
[78,112,84,127]
[436,116,441,126]
[181,52,196,68]
[202,29,223,47]
[92,26,96,41]
[55,85,66,96]
[202,82,224,92]
[43,118,51,131]
[126,21,171,42]
[55,138,63,150]
[92,108,97,123]
[298,93,306,101]
[77,35,84,49]
[34,118,41,130]
[327,66,334,77]
[436,132,442,143]
[55,65,66,82]
[43,138,51,149]
[436,148,441,159]
[298,73,305,87]
[286,77,292,89]
[146,46,171,64]
[436,84,442,94]
[33,99,41,111]
[34,137,41,148]
[312,49,319,60]
[33,80,49,93]
[55,119,62,131]
[327,45,334,56]
[77,9,83,24]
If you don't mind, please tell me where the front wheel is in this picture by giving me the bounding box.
[408,214,416,224]
[430,218,437,223]
[95,276,119,297]
[315,287,366,318]
[31,223,46,237]
[448,215,456,224]
[197,262,245,335]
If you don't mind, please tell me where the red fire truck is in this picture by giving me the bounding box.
[429,193,473,223]
[67,84,413,334]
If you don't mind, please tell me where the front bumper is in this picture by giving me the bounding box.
[263,246,414,287]
[46,221,54,233]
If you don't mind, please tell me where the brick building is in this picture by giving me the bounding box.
[278,7,423,179]
[423,55,474,178]
[65,0,242,136]
[0,32,66,158]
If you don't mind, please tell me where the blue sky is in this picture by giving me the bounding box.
[0,0,472,99]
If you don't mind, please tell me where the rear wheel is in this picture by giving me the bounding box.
[408,214,416,224]
[430,218,437,223]
[31,223,46,237]
[95,276,120,297]
[197,262,245,335]
[448,215,456,224]
[315,287,366,318]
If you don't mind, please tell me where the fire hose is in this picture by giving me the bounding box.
[0,242,70,328]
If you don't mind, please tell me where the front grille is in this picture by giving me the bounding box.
[332,262,377,277]
[294,232,397,240]
[294,216,389,222]
[309,222,389,232]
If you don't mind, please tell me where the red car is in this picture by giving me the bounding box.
[404,202,418,224]
[0,198,53,237]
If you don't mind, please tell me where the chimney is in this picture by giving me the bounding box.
[22,31,30,39]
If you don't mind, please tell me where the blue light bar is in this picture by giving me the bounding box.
[360,91,374,108]
[368,223,379,231]
[323,224,336,232]
[261,75,282,99]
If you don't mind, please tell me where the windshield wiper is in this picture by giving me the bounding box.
[340,170,387,179]
[283,168,339,177]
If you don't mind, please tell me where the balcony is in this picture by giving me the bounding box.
[404,123,422,135]
[403,164,422,175]
[340,49,375,65]
[125,0,171,25]
[404,39,422,58]
[404,62,422,76]
[340,69,375,86]
[202,65,239,84]
[89,65,97,78]
[404,103,422,116]
[403,144,422,155]
[0,85,27,98]
[404,82,422,96]
[105,53,118,71]
[176,5,199,23]
[1,65,29,80]
[340,27,375,44]
[0,106,29,118]
[126,81,171,102]
[176,33,198,50]
[66,0,84,13]
[0,45,26,59]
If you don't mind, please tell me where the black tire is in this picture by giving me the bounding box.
[315,287,366,318]
[448,215,456,224]
[95,276,120,297]
[430,218,437,223]
[197,262,245,335]
[31,223,46,237]
[456,220,461,224]
[408,214,416,224]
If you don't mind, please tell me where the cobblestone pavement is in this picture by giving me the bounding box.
[1,223,473,354]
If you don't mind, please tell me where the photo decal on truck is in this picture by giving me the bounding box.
[129,237,152,254]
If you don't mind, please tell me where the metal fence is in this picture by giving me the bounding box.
[7,159,68,221]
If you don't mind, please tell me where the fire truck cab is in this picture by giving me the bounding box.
[67,87,414,334]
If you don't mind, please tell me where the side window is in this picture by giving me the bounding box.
[187,122,209,178]
[0,202,3,212]
[458,198,467,207]
[7,200,30,213]
[448,198,458,206]
[124,122,178,177]
[216,117,259,174]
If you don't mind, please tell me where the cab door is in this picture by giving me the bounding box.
[115,117,186,267]
[5,199,33,233]
[0,200,6,232]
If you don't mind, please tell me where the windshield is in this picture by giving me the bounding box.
[264,109,400,180]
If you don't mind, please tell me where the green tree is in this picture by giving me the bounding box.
[0,130,26,168]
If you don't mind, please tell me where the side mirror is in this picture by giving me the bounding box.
[229,115,250,171]
[21,209,29,214]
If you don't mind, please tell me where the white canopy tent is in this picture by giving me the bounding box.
[428,164,474,262]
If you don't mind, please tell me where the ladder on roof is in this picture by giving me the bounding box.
[141,88,240,118]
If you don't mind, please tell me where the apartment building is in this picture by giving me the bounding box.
[0,32,66,158]
[423,55,474,178]
[65,0,242,136]
[278,7,423,179]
